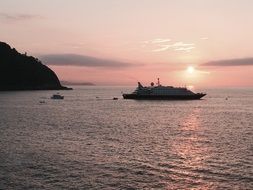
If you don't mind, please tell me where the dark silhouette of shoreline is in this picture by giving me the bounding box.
[0,42,72,91]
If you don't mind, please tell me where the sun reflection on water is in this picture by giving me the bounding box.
[168,109,213,189]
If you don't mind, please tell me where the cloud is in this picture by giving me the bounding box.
[143,38,171,44]
[200,37,209,40]
[152,45,170,52]
[150,38,171,43]
[203,57,253,66]
[141,38,195,53]
[0,13,42,22]
[152,42,195,52]
[174,46,195,52]
[39,54,135,68]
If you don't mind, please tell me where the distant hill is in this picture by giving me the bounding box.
[0,42,71,91]
[61,81,95,86]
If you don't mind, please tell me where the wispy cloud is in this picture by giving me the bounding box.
[152,41,195,52]
[203,57,253,66]
[143,38,171,44]
[0,13,43,22]
[39,54,136,68]
[174,46,195,52]
[200,37,209,40]
[152,45,170,52]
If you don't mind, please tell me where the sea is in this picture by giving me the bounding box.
[0,86,252,190]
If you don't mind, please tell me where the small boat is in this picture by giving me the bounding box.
[51,94,64,99]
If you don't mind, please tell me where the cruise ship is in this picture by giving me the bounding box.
[123,78,206,100]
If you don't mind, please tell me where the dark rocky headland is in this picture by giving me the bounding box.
[0,42,72,91]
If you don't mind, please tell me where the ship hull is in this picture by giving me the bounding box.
[122,93,206,100]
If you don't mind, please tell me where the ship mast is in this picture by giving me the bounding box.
[157,78,160,86]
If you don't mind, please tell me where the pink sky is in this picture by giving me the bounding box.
[1,0,253,87]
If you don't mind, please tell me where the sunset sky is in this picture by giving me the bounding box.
[1,0,253,87]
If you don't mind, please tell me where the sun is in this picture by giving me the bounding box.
[187,66,195,74]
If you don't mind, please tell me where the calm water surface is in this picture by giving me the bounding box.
[0,87,252,189]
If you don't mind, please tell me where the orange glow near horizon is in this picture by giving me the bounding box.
[50,65,253,88]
